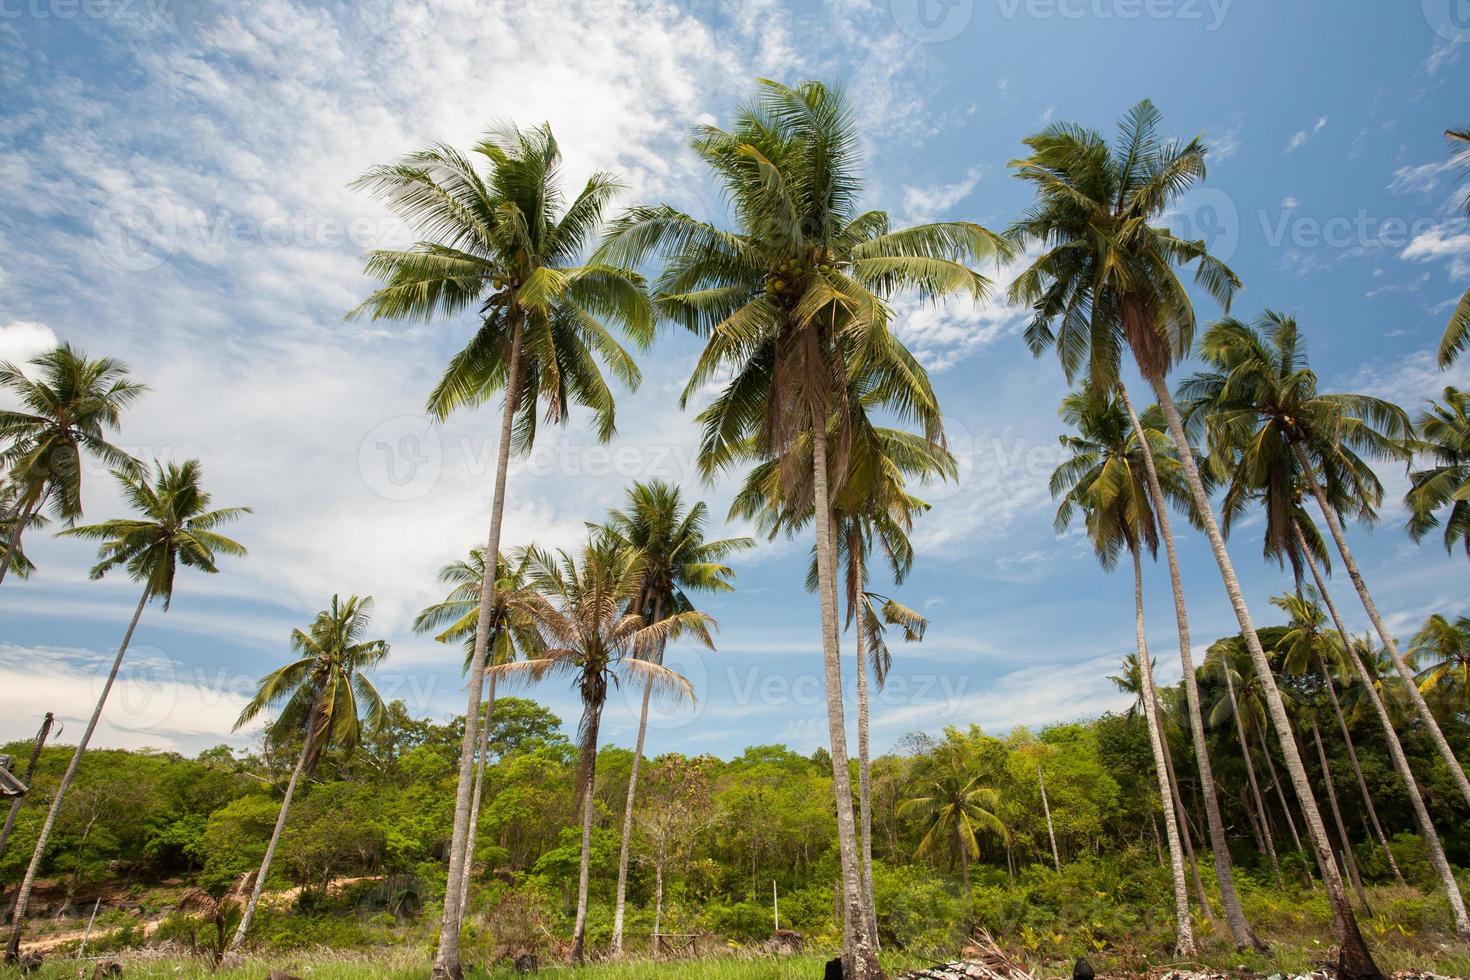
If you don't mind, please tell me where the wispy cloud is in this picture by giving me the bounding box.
[1286,116,1328,153]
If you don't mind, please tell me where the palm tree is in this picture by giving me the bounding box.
[1186,312,1469,815]
[1413,614,1470,724]
[0,481,46,579]
[899,741,1006,895]
[1273,588,1405,885]
[227,595,390,950]
[1052,389,1194,955]
[4,460,246,961]
[351,122,653,979]
[598,78,1006,978]
[414,547,544,905]
[1406,387,1470,558]
[0,344,145,586]
[494,539,710,964]
[1007,102,1305,954]
[598,480,752,957]
[1437,128,1470,367]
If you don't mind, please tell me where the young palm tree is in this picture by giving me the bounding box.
[1186,312,1469,814]
[899,741,1006,895]
[0,481,46,579]
[5,460,246,961]
[1437,128,1470,367]
[598,79,1006,977]
[413,547,544,904]
[1406,387,1470,558]
[598,480,752,957]
[0,344,145,586]
[1052,389,1194,955]
[228,595,390,951]
[351,123,653,978]
[494,539,710,964]
[1010,102,1386,974]
[1412,614,1470,725]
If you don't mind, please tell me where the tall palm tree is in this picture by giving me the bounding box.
[1052,389,1194,955]
[1437,128,1470,367]
[351,122,653,979]
[1273,588,1405,885]
[1412,614,1470,724]
[0,344,145,586]
[1186,312,1469,814]
[598,480,751,957]
[494,539,709,964]
[4,460,246,961]
[228,595,390,950]
[413,547,544,905]
[1006,102,1295,954]
[899,741,1006,895]
[598,78,1006,978]
[1406,387,1470,558]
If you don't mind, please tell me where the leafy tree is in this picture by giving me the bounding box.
[1406,387,1470,558]
[6,460,246,962]
[899,739,1006,895]
[1413,614,1470,722]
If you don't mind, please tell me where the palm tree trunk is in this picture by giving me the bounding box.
[612,593,663,957]
[851,541,879,950]
[1290,442,1470,807]
[0,714,54,863]
[1159,721,1221,933]
[433,313,524,980]
[571,705,603,966]
[459,672,498,905]
[809,415,881,980]
[1224,665,1281,883]
[0,489,41,589]
[1147,376,1382,980]
[1259,718,1312,878]
[1038,766,1061,871]
[1132,547,1195,956]
[1117,384,1262,949]
[1310,716,1370,911]
[6,586,148,962]
[653,839,665,939]
[229,720,317,951]
[1293,522,1469,935]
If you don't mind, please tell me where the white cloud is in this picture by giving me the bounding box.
[1281,196,1300,209]
[901,166,983,224]
[0,320,58,373]
[1388,160,1456,196]
[1401,222,1470,279]
[1285,116,1327,153]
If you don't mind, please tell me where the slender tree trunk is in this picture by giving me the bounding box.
[1160,722,1221,932]
[1147,377,1381,980]
[958,828,971,896]
[1132,547,1195,956]
[229,722,317,951]
[6,587,149,962]
[1118,384,1262,949]
[809,417,881,980]
[1290,442,1470,807]
[0,714,55,863]
[1224,667,1281,886]
[1258,717,1312,879]
[459,673,498,905]
[571,705,603,966]
[433,314,524,980]
[0,488,41,589]
[1311,716,1370,911]
[653,839,665,939]
[851,541,879,950]
[612,594,662,957]
[1294,522,1470,935]
[1038,766,1061,872]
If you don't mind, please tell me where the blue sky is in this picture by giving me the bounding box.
[2,0,1467,760]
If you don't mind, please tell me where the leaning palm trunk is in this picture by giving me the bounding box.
[1038,767,1061,871]
[0,713,54,863]
[433,316,524,980]
[1224,664,1281,882]
[1131,547,1195,956]
[810,419,881,980]
[1293,522,1470,935]
[612,595,661,958]
[852,545,879,949]
[1159,723,1221,932]
[459,673,498,904]
[229,718,317,951]
[1290,442,1470,808]
[1117,385,1262,949]
[1309,716,1370,912]
[1148,377,1381,979]
[6,587,148,961]
[570,706,604,965]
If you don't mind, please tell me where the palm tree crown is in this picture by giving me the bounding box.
[1406,387,1470,558]
[413,546,545,669]
[1412,613,1470,720]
